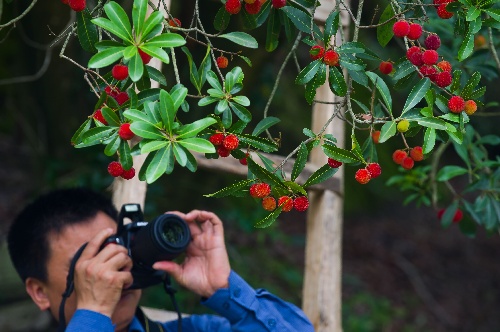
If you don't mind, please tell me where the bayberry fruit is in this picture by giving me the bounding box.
[406,46,421,61]
[424,34,441,50]
[410,146,424,161]
[262,196,277,211]
[223,134,239,150]
[278,196,293,212]
[217,146,231,157]
[323,50,340,66]
[107,161,124,177]
[355,169,371,184]
[168,18,181,27]
[437,208,463,223]
[464,100,477,115]
[366,163,382,178]
[216,56,229,69]
[250,183,271,198]
[271,0,286,8]
[310,45,325,61]
[245,0,261,14]
[121,167,136,180]
[239,153,249,165]
[419,65,437,78]
[293,196,310,212]
[422,50,439,65]
[474,35,486,49]
[392,21,410,38]
[225,0,241,14]
[437,4,453,19]
[434,71,452,88]
[437,60,452,73]
[69,0,85,11]
[112,64,128,81]
[392,150,408,165]
[397,119,410,133]
[138,49,152,64]
[327,158,342,168]
[379,61,393,75]
[115,92,130,106]
[372,130,381,144]
[118,123,134,140]
[93,109,108,125]
[407,23,423,40]
[209,133,225,146]
[409,51,424,66]
[105,85,120,98]
[448,96,465,113]
[401,157,415,170]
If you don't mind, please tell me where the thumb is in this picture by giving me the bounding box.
[153,261,183,281]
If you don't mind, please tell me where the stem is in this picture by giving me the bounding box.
[488,26,500,72]
[0,0,38,29]
[430,142,450,209]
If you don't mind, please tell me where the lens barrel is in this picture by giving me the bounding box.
[130,214,191,267]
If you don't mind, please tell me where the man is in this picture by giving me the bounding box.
[7,187,314,331]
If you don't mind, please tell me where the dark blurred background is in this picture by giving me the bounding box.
[1,0,499,331]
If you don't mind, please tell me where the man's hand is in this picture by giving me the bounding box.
[73,228,133,318]
[153,210,231,298]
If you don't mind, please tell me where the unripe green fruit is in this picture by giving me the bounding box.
[397,119,410,133]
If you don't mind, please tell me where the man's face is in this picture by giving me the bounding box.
[36,212,141,331]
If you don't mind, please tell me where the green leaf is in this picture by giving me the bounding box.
[132,0,147,39]
[324,10,340,46]
[377,4,396,47]
[82,127,116,145]
[146,65,167,86]
[366,72,392,115]
[305,63,326,105]
[291,143,309,181]
[197,46,212,92]
[205,179,254,198]
[91,18,131,43]
[281,6,322,40]
[295,60,321,85]
[254,207,283,229]
[170,84,188,111]
[172,143,188,167]
[141,140,168,154]
[328,66,347,97]
[177,117,217,138]
[146,145,173,183]
[178,138,216,153]
[458,21,476,61]
[322,144,361,163]
[393,60,416,81]
[379,120,397,143]
[128,52,144,82]
[88,47,125,68]
[118,140,132,170]
[437,166,469,181]
[338,56,365,71]
[423,127,436,154]
[103,1,133,41]
[199,96,219,107]
[229,102,252,123]
[219,32,258,48]
[130,122,165,140]
[104,135,121,156]
[416,117,448,130]
[71,119,92,145]
[303,164,339,188]
[440,200,459,228]
[402,78,430,115]
[123,108,155,125]
[337,42,366,54]
[146,33,186,48]
[77,10,98,53]
[252,117,280,136]
[238,133,278,152]
[232,95,250,106]
[140,45,169,64]
[466,6,480,21]
[101,107,120,127]
[461,72,481,100]
[214,7,231,31]
[247,158,288,191]
[484,8,500,21]
[266,9,281,52]
[160,89,176,134]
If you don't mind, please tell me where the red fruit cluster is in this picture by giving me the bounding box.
[216,56,229,69]
[225,0,241,14]
[118,123,135,140]
[107,161,135,180]
[437,208,463,223]
[112,64,129,81]
[209,133,239,157]
[354,162,382,184]
[392,146,424,170]
[250,183,309,213]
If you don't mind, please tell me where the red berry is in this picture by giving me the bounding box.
[355,169,371,184]
[262,196,277,211]
[422,50,439,65]
[407,23,423,40]
[278,196,293,212]
[105,85,120,98]
[310,45,325,61]
[168,18,181,27]
[293,196,310,212]
[323,50,340,66]
[406,46,421,61]
[245,0,261,14]
[327,158,342,168]
[216,56,229,69]
[138,49,152,64]
[410,146,424,161]
[225,0,241,14]
[271,0,286,8]
[409,51,424,66]
[121,167,136,180]
[401,157,415,170]
[217,146,231,157]
[434,71,452,88]
[379,61,393,75]
[115,92,130,106]
[107,161,124,177]
[437,4,454,19]
[93,109,108,125]
[118,123,135,140]
[365,163,382,179]
[464,100,477,115]
[69,0,85,11]
[437,208,463,223]
[424,34,441,50]
[392,150,408,165]
[223,134,239,150]
[239,153,249,165]
[209,133,225,146]
[433,0,453,7]
[419,65,437,79]
[250,183,271,198]
[448,96,465,113]
[372,130,381,144]
[111,64,128,81]
[392,21,410,38]
[437,60,452,73]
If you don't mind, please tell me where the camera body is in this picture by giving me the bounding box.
[102,204,191,289]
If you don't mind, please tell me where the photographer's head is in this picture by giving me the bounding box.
[7,187,141,330]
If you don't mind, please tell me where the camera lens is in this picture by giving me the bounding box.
[161,222,186,245]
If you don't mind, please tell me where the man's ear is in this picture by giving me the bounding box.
[25,277,50,311]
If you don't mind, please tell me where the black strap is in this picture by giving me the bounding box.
[135,307,165,332]
[162,275,182,332]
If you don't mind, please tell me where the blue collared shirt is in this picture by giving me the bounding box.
[66,271,314,331]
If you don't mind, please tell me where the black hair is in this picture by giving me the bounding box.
[7,187,118,283]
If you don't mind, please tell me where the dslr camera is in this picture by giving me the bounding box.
[102,203,191,289]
